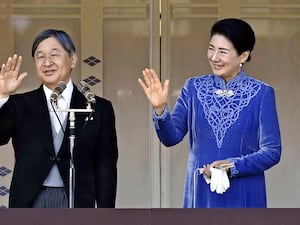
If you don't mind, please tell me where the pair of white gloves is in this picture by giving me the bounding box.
[201,167,231,194]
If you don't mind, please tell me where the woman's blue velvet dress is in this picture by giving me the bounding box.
[153,71,281,208]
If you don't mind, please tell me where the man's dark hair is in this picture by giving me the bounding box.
[32,29,76,58]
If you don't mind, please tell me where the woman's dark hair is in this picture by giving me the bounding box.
[32,29,76,58]
[210,18,255,62]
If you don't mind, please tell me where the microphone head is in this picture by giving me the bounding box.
[78,80,89,93]
[78,81,96,103]
[50,81,67,102]
[56,81,67,91]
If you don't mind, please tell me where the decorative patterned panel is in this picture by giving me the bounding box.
[0,167,12,177]
[83,56,102,67]
[83,76,101,86]
[0,186,10,197]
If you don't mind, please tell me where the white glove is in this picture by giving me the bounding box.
[202,167,230,194]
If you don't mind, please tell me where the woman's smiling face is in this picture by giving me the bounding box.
[207,34,249,82]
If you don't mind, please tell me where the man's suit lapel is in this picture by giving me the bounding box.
[26,85,88,158]
[70,85,89,111]
[25,86,56,155]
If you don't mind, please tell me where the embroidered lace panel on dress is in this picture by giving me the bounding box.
[194,72,262,148]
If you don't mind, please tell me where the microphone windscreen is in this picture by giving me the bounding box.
[50,81,67,102]
[56,81,67,92]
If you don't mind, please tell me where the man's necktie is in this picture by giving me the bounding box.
[53,96,67,153]
[43,95,68,187]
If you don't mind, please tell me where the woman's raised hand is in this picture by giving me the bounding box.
[0,54,28,98]
[138,68,169,115]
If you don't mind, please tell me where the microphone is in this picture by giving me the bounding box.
[50,81,66,103]
[78,81,96,103]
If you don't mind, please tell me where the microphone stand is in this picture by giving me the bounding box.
[52,103,94,208]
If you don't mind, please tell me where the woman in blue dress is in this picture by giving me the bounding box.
[138,18,281,208]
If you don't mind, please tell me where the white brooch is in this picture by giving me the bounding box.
[215,89,234,97]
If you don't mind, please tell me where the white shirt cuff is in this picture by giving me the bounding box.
[0,97,9,108]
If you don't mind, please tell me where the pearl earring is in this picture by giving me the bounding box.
[239,63,243,68]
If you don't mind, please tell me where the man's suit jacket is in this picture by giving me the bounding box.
[0,85,118,208]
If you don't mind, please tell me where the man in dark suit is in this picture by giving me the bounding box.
[0,29,118,208]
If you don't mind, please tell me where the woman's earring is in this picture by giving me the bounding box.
[239,63,243,68]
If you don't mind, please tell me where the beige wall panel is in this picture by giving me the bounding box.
[244,18,300,207]
[81,1,103,96]
[102,10,153,207]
